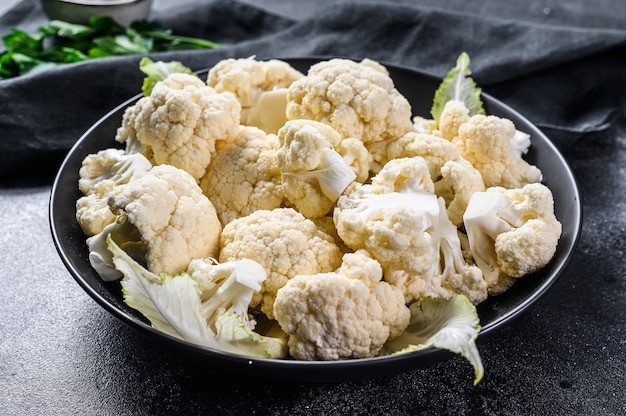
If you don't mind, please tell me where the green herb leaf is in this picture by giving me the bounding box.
[44,20,96,39]
[0,17,221,80]
[431,52,485,127]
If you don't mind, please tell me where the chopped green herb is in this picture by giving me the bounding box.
[0,16,221,80]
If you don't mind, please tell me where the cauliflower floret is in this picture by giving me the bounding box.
[463,183,562,295]
[76,148,152,236]
[451,108,542,189]
[413,115,437,135]
[384,198,487,305]
[116,73,241,181]
[276,120,368,219]
[438,99,470,141]
[435,159,486,227]
[286,58,413,144]
[334,157,439,275]
[372,132,485,226]
[206,57,304,134]
[381,132,460,175]
[219,208,343,319]
[273,250,410,360]
[369,156,435,194]
[335,157,486,304]
[199,126,285,225]
[87,164,222,281]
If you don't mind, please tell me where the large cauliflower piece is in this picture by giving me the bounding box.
[219,208,343,319]
[199,126,284,225]
[463,183,562,295]
[443,100,542,189]
[108,164,222,276]
[273,250,410,360]
[286,58,413,144]
[116,73,241,181]
[334,157,439,275]
[206,57,304,134]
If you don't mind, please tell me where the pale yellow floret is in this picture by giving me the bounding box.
[375,132,485,226]
[463,183,562,295]
[276,120,367,219]
[199,126,285,225]
[116,73,241,182]
[76,148,152,236]
[219,208,343,319]
[110,164,222,276]
[438,99,470,141]
[452,111,542,189]
[206,57,304,134]
[286,58,413,144]
[273,250,410,360]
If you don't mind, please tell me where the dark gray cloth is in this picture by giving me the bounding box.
[1,0,624,181]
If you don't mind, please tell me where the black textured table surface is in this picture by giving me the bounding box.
[1,1,625,415]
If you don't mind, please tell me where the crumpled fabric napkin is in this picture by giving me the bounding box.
[0,0,624,181]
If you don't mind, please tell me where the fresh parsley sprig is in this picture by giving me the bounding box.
[0,16,221,79]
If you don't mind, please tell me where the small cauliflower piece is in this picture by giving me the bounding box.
[199,126,285,225]
[206,57,304,134]
[369,156,435,195]
[286,58,413,144]
[452,110,542,189]
[276,120,368,219]
[87,164,222,281]
[219,208,343,319]
[438,99,470,141]
[435,158,486,227]
[116,73,241,181]
[273,250,410,360]
[76,148,153,236]
[413,116,437,134]
[187,258,266,328]
[334,157,440,275]
[376,132,485,226]
[463,183,562,295]
[381,132,459,176]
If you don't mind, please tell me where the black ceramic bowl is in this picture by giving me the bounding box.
[49,57,582,383]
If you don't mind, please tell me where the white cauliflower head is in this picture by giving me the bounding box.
[206,57,304,134]
[108,164,222,276]
[115,73,241,181]
[463,182,562,295]
[219,208,343,319]
[199,126,285,225]
[286,58,413,144]
[334,157,441,275]
[273,249,410,360]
